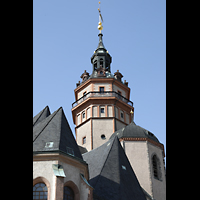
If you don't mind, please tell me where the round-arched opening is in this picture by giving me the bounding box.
[33,182,48,200]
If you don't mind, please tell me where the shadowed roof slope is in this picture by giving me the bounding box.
[83,136,146,200]
[33,107,83,161]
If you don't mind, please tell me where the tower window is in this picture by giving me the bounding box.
[83,136,86,144]
[100,58,103,67]
[99,87,104,93]
[101,108,105,113]
[64,186,74,200]
[82,112,85,119]
[121,112,124,119]
[94,61,97,70]
[106,62,109,70]
[152,154,161,180]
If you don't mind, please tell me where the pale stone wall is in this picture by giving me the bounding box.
[59,160,90,200]
[147,142,166,200]
[76,120,91,151]
[126,113,130,124]
[77,114,81,125]
[120,110,124,122]
[115,120,126,131]
[113,84,126,98]
[124,141,166,200]
[92,106,97,117]
[87,107,91,119]
[92,119,114,149]
[107,105,113,117]
[76,106,92,126]
[124,141,153,196]
[115,107,118,118]
[93,83,111,91]
[77,84,91,99]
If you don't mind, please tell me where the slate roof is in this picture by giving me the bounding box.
[33,106,51,127]
[110,122,160,143]
[33,106,83,161]
[83,136,146,200]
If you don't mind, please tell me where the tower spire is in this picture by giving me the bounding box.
[90,1,112,74]
[97,1,103,33]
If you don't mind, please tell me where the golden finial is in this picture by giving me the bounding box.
[130,109,134,122]
[97,1,103,33]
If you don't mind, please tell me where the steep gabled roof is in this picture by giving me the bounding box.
[83,136,146,200]
[33,106,51,127]
[33,107,83,161]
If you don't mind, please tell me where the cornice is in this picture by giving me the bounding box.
[33,151,89,179]
[74,78,130,100]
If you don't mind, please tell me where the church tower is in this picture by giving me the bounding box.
[71,6,134,151]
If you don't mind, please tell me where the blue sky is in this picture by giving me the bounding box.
[33,0,166,159]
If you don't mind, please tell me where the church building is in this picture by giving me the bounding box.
[33,3,166,200]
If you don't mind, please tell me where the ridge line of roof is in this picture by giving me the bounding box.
[33,107,62,143]
[92,136,116,189]
[33,105,49,126]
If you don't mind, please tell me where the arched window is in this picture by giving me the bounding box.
[105,61,109,71]
[64,186,74,200]
[33,182,48,200]
[100,58,103,67]
[152,154,162,180]
[94,61,97,70]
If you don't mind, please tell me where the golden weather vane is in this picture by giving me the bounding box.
[97,1,103,33]
[130,109,134,122]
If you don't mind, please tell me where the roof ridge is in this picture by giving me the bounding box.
[33,107,62,143]
[92,136,117,189]
[33,105,50,126]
